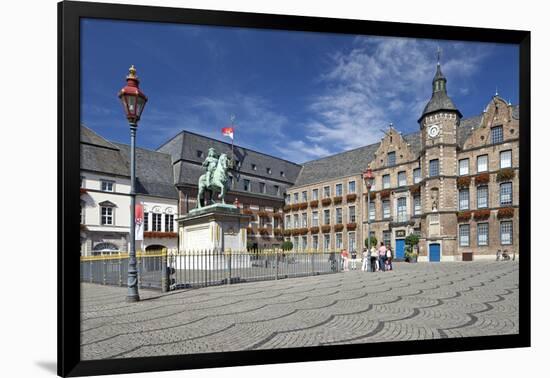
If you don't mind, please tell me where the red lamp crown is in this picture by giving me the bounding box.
[118,65,148,124]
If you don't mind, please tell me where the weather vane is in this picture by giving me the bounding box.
[230,114,236,125]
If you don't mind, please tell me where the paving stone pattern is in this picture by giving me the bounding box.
[80,261,519,360]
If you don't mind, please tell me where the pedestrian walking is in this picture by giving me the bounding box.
[362,248,370,271]
[350,249,357,270]
[370,245,378,272]
[341,249,350,271]
[496,249,502,261]
[386,247,393,271]
[378,242,387,272]
[329,252,337,272]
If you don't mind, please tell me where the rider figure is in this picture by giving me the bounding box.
[202,148,218,188]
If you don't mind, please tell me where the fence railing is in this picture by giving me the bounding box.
[168,249,343,290]
[80,249,343,291]
[80,250,167,290]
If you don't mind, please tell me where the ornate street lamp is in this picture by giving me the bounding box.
[363,166,375,253]
[118,65,148,302]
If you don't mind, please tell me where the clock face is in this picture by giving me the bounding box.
[428,124,440,138]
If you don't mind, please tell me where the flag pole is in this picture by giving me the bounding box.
[230,114,235,166]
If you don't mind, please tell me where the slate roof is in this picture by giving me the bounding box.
[294,143,380,187]
[80,125,178,199]
[157,130,302,198]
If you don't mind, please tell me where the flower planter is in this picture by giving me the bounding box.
[457,176,471,188]
[456,211,472,222]
[346,193,357,202]
[497,207,514,219]
[283,205,291,212]
[321,225,332,233]
[321,198,332,206]
[309,226,320,234]
[332,196,343,205]
[410,184,421,194]
[474,173,490,185]
[473,209,491,221]
[334,224,344,232]
[496,168,515,182]
[309,200,319,208]
[290,203,300,211]
[380,190,391,199]
[298,202,309,210]
[143,231,178,238]
[346,223,357,230]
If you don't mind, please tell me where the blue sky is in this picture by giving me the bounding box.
[81,19,519,163]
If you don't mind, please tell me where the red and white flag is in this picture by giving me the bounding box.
[135,203,144,241]
[222,127,234,140]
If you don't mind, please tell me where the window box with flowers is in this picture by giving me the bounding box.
[473,209,491,221]
[259,227,270,235]
[298,202,309,210]
[273,229,283,236]
[364,191,376,200]
[410,184,421,194]
[283,229,291,237]
[456,211,472,222]
[380,190,391,199]
[272,212,283,219]
[346,222,357,230]
[143,231,178,238]
[257,210,270,218]
[334,223,344,232]
[290,203,300,211]
[474,173,490,186]
[309,226,320,234]
[333,196,343,205]
[321,198,332,206]
[496,168,515,182]
[300,227,309,235]
[291,229,301,236]
[497,207,514,219]
[283,205,291,212]
[346,193,357,202]
[457,176,471,188]
[321,225,332,233]
[309,200,319,208]
[243,208,254,215]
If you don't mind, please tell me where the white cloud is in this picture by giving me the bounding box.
[296,36,491,154]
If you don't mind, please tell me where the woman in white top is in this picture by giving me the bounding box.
[371,246,379,272]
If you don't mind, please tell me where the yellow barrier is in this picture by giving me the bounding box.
[80,249,167,261]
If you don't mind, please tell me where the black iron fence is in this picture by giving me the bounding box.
[80,249,344,291]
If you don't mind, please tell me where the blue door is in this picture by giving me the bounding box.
[395,239,405,260]
[429,244,440,262]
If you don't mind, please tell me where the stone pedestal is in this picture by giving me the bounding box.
[176,204,251,269]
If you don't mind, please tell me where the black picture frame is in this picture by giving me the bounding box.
[58,1,531,376]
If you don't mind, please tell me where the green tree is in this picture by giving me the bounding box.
[364,235,378,248]
[282,241,293,251]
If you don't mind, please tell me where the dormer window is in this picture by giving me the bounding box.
[251,164,257,171]
[196,150,203,158]
[280,171,285,177]
[267,167,272,174]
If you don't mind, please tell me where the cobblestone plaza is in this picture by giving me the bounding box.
[81,261,519,360]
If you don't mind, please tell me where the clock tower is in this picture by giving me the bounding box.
[418,58,462,261]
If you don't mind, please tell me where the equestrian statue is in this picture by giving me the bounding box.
[196,147,230,209]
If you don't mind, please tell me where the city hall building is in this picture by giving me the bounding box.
[81,60,520,261]
[284,61,520,261]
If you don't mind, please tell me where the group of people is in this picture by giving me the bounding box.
[339,242,393,272]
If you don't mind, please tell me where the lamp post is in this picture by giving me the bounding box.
[363,166,374,252]
[118,65,148,302]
